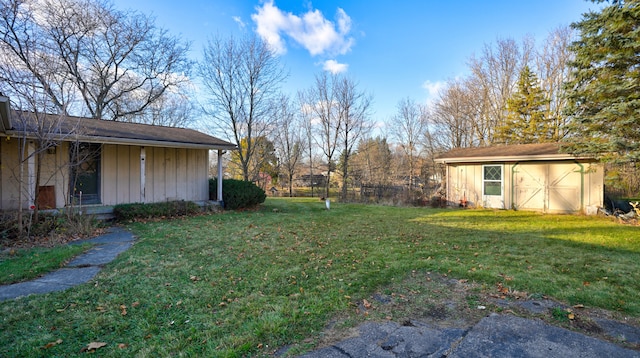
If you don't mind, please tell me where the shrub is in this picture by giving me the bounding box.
[209,178,266,210]
[113,201,201,221]
[0,211,100,243]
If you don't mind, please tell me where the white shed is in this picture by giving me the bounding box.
[435,143,604,214]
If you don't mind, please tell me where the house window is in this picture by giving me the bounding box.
[70,143,101,205]
[483,165,502,196]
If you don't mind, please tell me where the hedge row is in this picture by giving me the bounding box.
[209,178,266,210]
[113,201,201,221]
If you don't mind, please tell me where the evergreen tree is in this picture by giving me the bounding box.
[563,0,640,163]
[495,65,552,144]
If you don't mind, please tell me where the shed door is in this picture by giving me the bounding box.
[483,165,504,209]
[514,163,582,213]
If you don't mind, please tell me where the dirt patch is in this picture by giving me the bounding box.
[307,271,640,353]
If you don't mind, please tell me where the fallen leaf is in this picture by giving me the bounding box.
[41,339,63,349]
[363,299,372,309]
[81,342,107,352]
[132,301,140,308]
[568,313,575,320]
[573,304,585,309]
[120,305,127,316]
[118,343,128,349]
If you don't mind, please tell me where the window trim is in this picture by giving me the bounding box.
[482,164,503,197]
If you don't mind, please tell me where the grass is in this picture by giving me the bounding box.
[0,197,639,357]
[0,244,90,284]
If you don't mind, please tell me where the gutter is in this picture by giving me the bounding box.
[435,154,594,164]
[4,130,238,151]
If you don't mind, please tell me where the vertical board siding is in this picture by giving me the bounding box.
[129,146,141,203]
[1,139,23,209]
[165,148,177,201]
[116,146,131,204]
[102,144,118,205]
[140,146,209,203]
[447,160,604,214]
[2,141,211,210]
[176,148,187,200]
[153,147,165,202]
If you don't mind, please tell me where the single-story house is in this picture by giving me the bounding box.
[434,143,604,214]
[0,95,237,213]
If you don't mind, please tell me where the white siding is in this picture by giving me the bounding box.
[446,160,604,214]
[100,144,210,205]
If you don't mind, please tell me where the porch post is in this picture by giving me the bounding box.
[140,147,146,203]
[217,149,224,204]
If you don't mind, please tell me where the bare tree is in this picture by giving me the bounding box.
[299,92,319,197]
[335,76,372,200]
[199,34,286,181]
[301,72,340,198]
[0,0,192,121]
[389,97,426,190]
[429,79,476,150]
[535,26,574,141]
[467,38,531,144]
[120,85,197,127]
[273,94,304,196]
[0,7,79,235]
[350,136,392,186]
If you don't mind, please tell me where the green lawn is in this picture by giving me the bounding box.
[1,197,639,357]
[0,244,90,284]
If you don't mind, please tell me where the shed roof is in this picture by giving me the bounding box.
[4,110,237,150]
[435,143,593,164]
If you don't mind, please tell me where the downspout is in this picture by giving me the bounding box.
[140,147,146,203]
[511,162,519,210]
[575,160,585,213]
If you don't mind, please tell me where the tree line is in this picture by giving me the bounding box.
[2,0,638,206]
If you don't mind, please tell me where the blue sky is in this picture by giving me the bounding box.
[113,0,600,128]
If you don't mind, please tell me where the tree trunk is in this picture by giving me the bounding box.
[288,173,293,197]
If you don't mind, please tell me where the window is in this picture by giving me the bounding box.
[70,142,101,204]
[483,165,502,196]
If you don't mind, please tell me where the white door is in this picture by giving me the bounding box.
[514,163,581,213]
[483,165,504,209]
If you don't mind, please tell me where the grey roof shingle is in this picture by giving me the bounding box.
[435,143,593,163]
[6,111,237,150]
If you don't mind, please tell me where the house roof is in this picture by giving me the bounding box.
[434,143,594,164]
[4,110,237,150]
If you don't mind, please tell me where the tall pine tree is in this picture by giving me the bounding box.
[495,65,552,144]
[564,0,640,163]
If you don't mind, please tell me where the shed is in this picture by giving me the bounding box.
[434,143,604,214]
[0,97,237,213]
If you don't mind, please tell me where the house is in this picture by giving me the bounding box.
[0,95,237,213]
[434,143,603,214]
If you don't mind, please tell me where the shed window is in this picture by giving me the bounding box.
[483,165,502,196]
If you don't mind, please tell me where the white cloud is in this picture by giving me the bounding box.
[422,80,446,102]
[323,60,348,74]
[251,1,354,57]
[232,16,246,29]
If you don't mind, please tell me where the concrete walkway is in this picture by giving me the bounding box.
[0,227,135,301]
